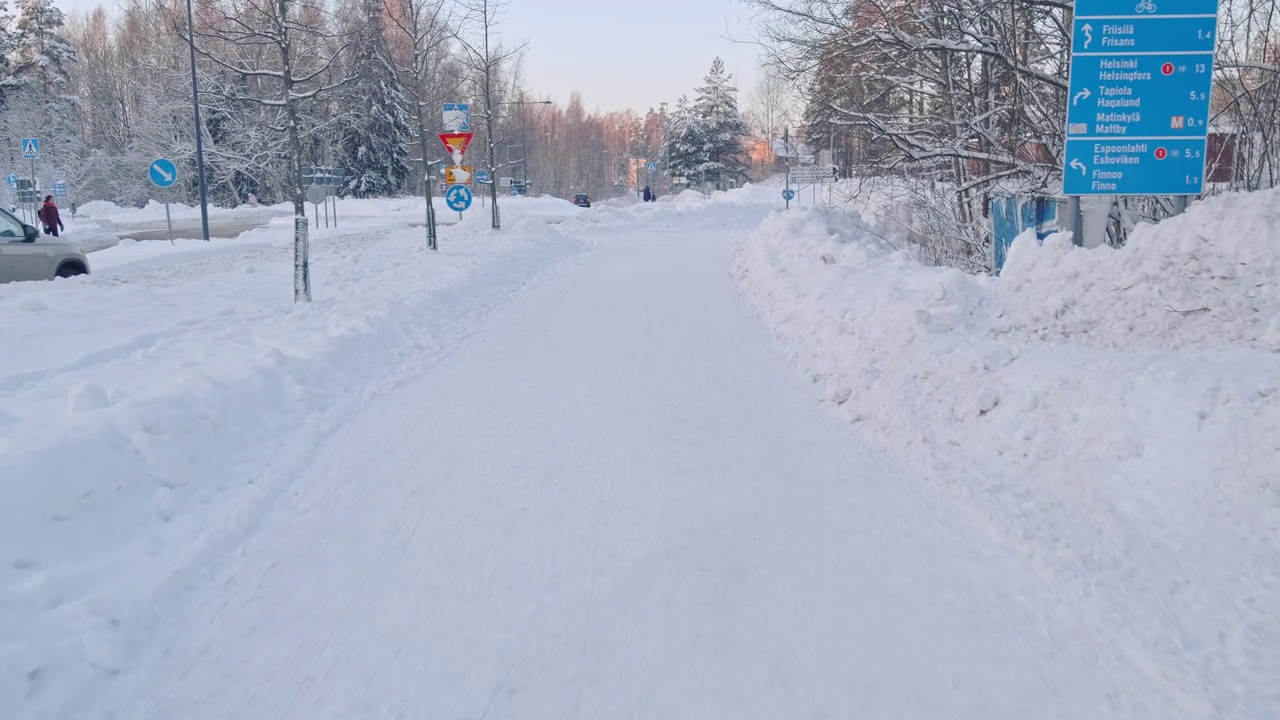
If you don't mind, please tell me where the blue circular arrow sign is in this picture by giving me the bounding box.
[149,158,178,188]
[6,174,16,188]
[782,188,796,201]
[474,169,492,184]
[445,184,473,212]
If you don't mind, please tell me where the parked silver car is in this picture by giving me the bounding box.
[0,208,89,283]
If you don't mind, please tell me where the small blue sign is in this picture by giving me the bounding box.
[782,188,796,201]
[6,174,16,189]
[149,158,178,188]
[1063,0,1219,196]
[52,180,67,197]
[1076,0,1218,15]
[21,138,39,160]
[474,169,492,184]
[445,184,473,211]
[647,162,658,173]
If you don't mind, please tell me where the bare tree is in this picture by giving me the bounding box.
[186,0,351,301]
[454,0,523,229]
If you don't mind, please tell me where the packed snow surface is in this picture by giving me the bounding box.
[2,185,1275,718]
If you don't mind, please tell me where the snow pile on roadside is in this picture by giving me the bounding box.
[61,222,120,253]
[999,188,1280,351]
[733,191,1280,716]
[0,213,583,719]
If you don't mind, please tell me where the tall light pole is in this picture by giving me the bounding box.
[498,97,552,196]
[186,0,211,242]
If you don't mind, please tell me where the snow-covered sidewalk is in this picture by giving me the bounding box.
[0,201,583,717]
[81,223,1185,719]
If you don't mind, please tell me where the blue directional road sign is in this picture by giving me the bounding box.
[21,138,39,160]
[6,174,16,189]
[445,184,473,211]
[149,158,178,188]
[782,188,796,201]
[474,169,492,184]
[1064,0,1220,196]
[52,180,67,197]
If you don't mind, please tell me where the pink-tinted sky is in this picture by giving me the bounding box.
[56,0,762,114]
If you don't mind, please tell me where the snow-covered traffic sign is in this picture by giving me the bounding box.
[446,166,473,185]
[439,132,474,157]
[52,180,67,197]
[443,103,471,132]
[21,138,39,160]
[6,174,16,189]
[782,188,796,201]
[150,158,178,188]
[445,184,473,212]
[474,169,492,184]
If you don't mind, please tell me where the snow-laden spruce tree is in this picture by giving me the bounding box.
[661,94,706,182]
[338,0,412,198]
[2,0,79,187]
[691,57,749,189]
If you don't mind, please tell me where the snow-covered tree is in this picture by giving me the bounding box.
[10,0,75,89]
[661,94,705,181]
[691,57,749,188]
[338,0,412,197]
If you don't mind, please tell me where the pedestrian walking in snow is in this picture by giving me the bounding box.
[643,185,653,202]
[38,196,64,237]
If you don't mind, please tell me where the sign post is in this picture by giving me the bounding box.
[425,165,438,251]
[150,158,179,244]
[1063,0,1220,243]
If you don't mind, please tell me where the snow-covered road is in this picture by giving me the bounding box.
[87,227,1185,719]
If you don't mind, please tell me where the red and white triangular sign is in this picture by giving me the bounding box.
[439,132,474,156]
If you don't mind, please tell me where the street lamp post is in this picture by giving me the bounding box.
[185,0,210,242]
[498,97,552,197]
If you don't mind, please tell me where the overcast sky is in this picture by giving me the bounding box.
[55,0,763,116]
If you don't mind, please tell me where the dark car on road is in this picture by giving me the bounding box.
[573,193,591,208]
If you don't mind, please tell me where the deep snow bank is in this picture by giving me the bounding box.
[733,190,1280,716]
[0,212,583,719]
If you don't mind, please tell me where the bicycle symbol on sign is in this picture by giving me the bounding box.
[1134,0,1157,13]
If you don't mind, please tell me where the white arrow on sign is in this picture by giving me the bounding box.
[152,163,174,182]
[1073,87,1091,106]
[1082,23,1094,49]
[1070,159,1088,176]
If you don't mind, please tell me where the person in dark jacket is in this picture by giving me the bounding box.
[38,196,64,237]
[642,185,653,202]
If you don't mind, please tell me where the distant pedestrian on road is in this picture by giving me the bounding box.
[643,185,653,202]
[38,196,63,237]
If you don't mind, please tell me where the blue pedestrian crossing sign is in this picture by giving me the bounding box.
[149,158,178,188]
[474,169,492,184]
[1063,0,1220,196]
[647,162,658,173]
[21,138,39,160]
[445,184,473,211]
[6,174,16,189]
[782,188,796,201]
